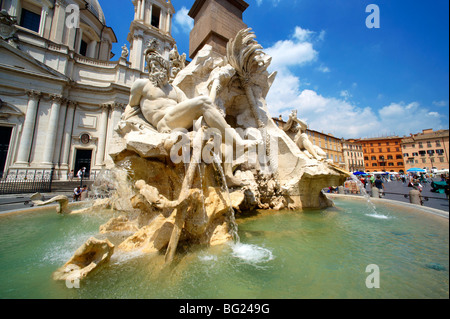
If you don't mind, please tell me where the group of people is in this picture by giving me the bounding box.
[67,167,87,182]
[356,175,385,197]
[73,185,89,202]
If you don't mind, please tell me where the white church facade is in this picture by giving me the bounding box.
[0,0,177,182]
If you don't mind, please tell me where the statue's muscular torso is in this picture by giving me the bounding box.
[127,79,186,128]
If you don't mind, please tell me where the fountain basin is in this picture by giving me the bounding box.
[0,198,447,299]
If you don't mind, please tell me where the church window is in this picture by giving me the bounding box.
[151,5,161,28]
[20,8,40,33]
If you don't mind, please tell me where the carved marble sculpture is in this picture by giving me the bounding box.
[53,237,114,282]
[56,28,349,282]
[0,10,18,46]
[30,193,70,214]
[283,109,327,161]
[121,44,129,59]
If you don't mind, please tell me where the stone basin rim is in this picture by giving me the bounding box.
[0,200,95,217]
[326,193,449,220]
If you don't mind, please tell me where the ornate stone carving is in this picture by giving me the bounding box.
[0,10,18,46]
[53,28,349,280]
[26,90,42,100]
[121,44,129,59]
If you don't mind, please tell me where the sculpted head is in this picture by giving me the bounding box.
[144,40,171,87]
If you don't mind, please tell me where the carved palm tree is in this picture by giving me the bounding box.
[226,28,272,128]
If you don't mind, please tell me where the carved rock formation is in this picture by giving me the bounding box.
[53,237,114,282]
[30,193,70,214]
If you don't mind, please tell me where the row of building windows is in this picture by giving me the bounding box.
[364,148,400,153]
[367,162,404,167]
[346,151,363,157]
[365,155,403,160]
[403,149,445,157]
[326,154,342,163]
[406,157,446,164]
[403,141,443,148]
[363,141,399,147]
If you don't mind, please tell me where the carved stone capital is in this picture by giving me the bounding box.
[100,103,112,110]
[50,94,64,104]
[67,100,78,108]
[26,90,42,100]
[113,102,126,111]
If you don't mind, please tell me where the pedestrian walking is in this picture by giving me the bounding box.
[68,170,74,181]
[374,175,385,198]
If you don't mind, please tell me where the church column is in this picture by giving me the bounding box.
[53,99,68,165]
[16,90,41,165]
[133,0,138,20]
[166,12,172,34]
[95,104,110,166]
[144,0,151,25]
[75,28,83,54]
[140,0,146,20]
[61,101,76,166]
[132,31,144,71]
[7,0,19,17]
[87,40,97,58]
[136,0,143,20]
[50,0,66,43]
[42,94,63,165]
[38,6,49,37]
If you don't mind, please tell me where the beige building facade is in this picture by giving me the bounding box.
[341,139,365,172]
[401,129,449,173]
[0,0,176,181]
[306,130,344,168]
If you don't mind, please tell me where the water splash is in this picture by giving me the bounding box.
[198,254,218,262]
[231,243,274,267]
[350,174,391,219]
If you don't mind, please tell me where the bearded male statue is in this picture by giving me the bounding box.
[122,43,254,151]
[122,42,258,186]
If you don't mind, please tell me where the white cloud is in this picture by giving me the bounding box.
[433,100,448,107]
[173,7,193,34]
[265,26,323,73]
[266,41,317,71]
[256,0,281,6]
[264,26,448,138]
[340,90,352,100]
[377,102,446,135]
[317,64,330,73]
[293,26,314,42]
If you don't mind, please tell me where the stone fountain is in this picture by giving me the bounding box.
[53,29,349,283]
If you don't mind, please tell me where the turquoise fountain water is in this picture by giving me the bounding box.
[0,197,447,299]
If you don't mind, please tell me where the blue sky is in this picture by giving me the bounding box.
[99,0,449,139]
